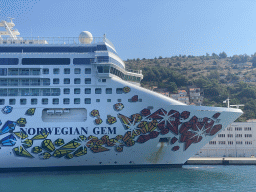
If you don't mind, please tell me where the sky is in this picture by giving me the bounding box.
[1,0,256,60]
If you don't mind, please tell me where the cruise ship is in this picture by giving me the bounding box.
[0,19,243,171]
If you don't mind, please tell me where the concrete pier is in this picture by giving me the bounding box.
[185,157,256,165]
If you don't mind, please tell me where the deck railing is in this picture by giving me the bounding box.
[0,37,115,49]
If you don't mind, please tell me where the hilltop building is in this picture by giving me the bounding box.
[170,90,190,104]
[189,88,203,106]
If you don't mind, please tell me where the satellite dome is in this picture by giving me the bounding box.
[79,31,93,44]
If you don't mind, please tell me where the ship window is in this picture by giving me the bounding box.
[0,89,7,96]
[97,56,109,63]
[95,88,102,94]
[0,68,7,76]
[102,79,106,82]
[64,88,70,94]
[19,69,29,75]
[8,68,18,76]
[9,79,18,86]
[64,68,70,74]
[8,89,18,96]
[85,78,91,84]
[20,79,29,86]
[22,58,70,65]
[20,88,29,96]
[42,79,50,85]
[30,69,40,75]
[97,45,107,51]
[0,99,5,105]
[74,78,81,84]
[51,89,60,96]
[74,98,80,104]
[31,88,40,96]
[83,88,91,94]
[31,98,37,105]
[20,99,26,105]
[106,88,112,94]
[74,68,81,74]
[30,79,40,86]
[116,88,123,94]
[85,98,91,104]
[107,99,111,102]
[0,79,7,86]
[53,98,59,105]
[43,68,49,74]
[96,99,100,102]
[74,88,80,94]
[97,66,103,73]
[63,98,70,105]
[64,78,70,84]
[42,98,48,105]
[85,68,91,74]
[73,58,94,65]
[9,99,15,105]
[42,89,50,96]
[53,68,60,74]
[0,58,19,65]
[53,78,59,84]
[118,99,121,102]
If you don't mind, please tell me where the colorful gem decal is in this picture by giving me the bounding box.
[13,146,34,158]
[95,117,103,125]
[14,130,28,139]
[16,118,27,127]
[22,139,33,148]
[131,95,138,102]
[0,121,16,135]
[0,134,16,146]
[25,108,36,116]
[53,149,73,158]
[60,140,81,149]
[54,138,64,146]
[42,139,55,152]
[2,106,13,114]
[39,152,51,160]
[123,86,131,93]
[107,115,117,125]
[114,103,124,111]
[0,107,223,160]
[32,146,42,154]
[31,130,49,140]
[90,110,99,117]
[179,115,220,150]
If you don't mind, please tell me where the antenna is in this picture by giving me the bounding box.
[7,17,14,23]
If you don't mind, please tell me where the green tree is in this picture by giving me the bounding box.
[219,51,227,59]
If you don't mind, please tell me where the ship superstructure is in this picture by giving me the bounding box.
[0,19,243,170]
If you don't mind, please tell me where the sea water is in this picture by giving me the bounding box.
[1,165,255,192]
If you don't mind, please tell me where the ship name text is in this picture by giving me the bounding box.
[19,127,117,135]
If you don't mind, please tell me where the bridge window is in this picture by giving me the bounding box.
[0,58,18,65]
[22,58,70,65]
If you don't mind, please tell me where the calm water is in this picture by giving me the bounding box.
[0,165,255,192]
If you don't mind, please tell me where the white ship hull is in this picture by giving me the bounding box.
[0,78,242,170]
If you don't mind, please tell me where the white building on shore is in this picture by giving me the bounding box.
[196,121,256,157]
